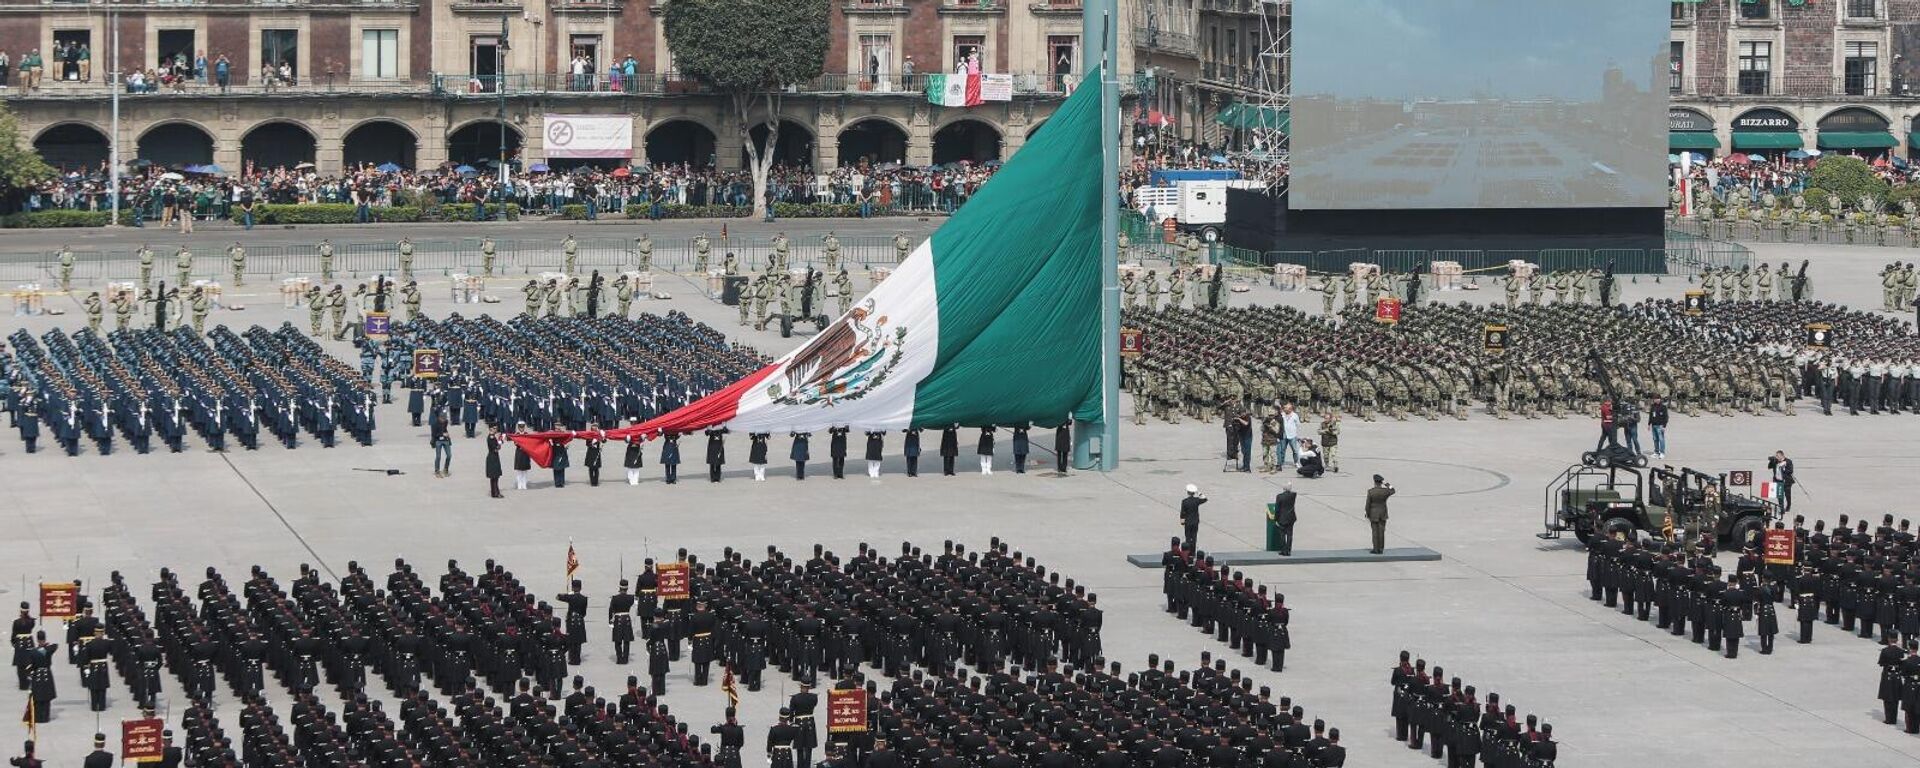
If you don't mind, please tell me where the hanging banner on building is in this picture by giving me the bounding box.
[979,74,1014,102]
[543,115,634,159]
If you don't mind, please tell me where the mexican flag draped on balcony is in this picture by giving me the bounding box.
[509,67,1108,466]
[926,73,1015,107]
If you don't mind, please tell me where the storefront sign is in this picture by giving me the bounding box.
[1732,108,1798,131]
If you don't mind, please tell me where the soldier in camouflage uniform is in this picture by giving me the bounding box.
[1755,262,1773,302]
[524,279,544,317]
[1144,270,1162,312]
[1318,274,1337,316]
[1122,271,1140,309]
[1168,266,1187,310]
[481,236,497,277]
[1504,270,1522,308]
[694,233,712,274]
[1130,362,1151,425]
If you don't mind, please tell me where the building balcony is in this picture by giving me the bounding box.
[5,70,1121,99]
[8,74,428,97]
[1134,26,1197,57]
[426,71,1096,97]
[1027,1,1082,17]
[842,0,908,15]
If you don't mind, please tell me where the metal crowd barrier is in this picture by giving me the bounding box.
[0,235,920,286]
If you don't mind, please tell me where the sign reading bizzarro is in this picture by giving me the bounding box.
[1732,108,1798,131]
[543,115,634,159]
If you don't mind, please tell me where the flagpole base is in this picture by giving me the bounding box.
[1072,421,1103,471]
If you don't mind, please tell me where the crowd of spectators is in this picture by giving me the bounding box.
[1670,151,1917,206]
[13,157,1014,222]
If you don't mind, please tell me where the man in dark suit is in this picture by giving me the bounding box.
[1273,483,1298,556]
[1767,450,1794,512]
[1365,475,1395,554]
[1179,485,1207,550]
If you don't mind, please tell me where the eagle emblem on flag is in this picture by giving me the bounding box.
[770,300,908,407]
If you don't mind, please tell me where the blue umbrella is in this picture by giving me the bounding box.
[529,163,551,172]
[454,165,478,175]
[1667,154,1679,164]
[1785,150,1809,159]
[1209,154,1228,163]
[182,164,207,174]
[375,162,404,173]
[1893,155,1910,169]
[200,164,225,175]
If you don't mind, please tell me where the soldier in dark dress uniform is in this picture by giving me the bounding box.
[939,426,959,475]
[485,424,505,498]
[705,427,728,482]
[583,425,604,486]
[26,633,55,722]
[661,431,681,484]
[10,603,32,690]
[903,428,922,476]
[609,581,635,664]
[711,707,746,768]
[828,426,849,478]
[1756,581,1780,654]
[557,581,588,665]
[646,621,670,694]
[1011,425,1030,473]
[549,436,570,488]
[790,431,811,480]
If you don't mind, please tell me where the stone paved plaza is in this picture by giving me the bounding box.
[3,224,1919,767]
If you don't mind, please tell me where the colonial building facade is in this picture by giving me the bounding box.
[2,0,1131,175]
[1668,0,1920,159]
[1130,0,1282,150]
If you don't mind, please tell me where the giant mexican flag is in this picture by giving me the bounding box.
[512,68,1105,462]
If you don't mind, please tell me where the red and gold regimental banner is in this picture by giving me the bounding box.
[656,562,691,600]
[827,688,869,734]
[123,717,166,762]
[38,582,79,620]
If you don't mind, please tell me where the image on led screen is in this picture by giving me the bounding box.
[1291,0,1669,210]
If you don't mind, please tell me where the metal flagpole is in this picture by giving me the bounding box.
[1073,0,1122,471]
[1097,0,1119,471]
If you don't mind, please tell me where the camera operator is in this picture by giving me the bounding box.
[1618,398,1643,457]
[1767,450,1795,512]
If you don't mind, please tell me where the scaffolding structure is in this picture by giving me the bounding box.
[1249,0,1290,195]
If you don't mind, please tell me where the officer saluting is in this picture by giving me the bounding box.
[557,580,588,665]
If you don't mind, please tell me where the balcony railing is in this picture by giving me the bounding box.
[1134,26,1197,56]
[430,71,1102,96]
[4,74,427,97]
[3,70,1140,99]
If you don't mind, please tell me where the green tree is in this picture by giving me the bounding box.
[0,102,54,194]
[1805,155,1889,211]
[665,0,830,220]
